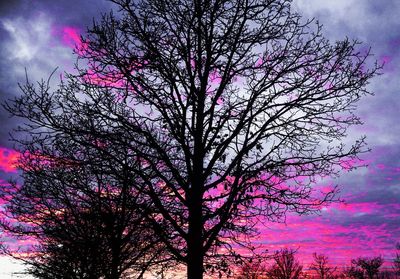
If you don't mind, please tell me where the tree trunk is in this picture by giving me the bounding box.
[187,176,204,279]
[187,202,204,279]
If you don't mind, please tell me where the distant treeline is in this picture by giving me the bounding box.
[235,245,400,279]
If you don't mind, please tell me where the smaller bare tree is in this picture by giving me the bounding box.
[351,257,384,279]
[310,253,337,279]
[393,243,400,277]
[344,266,365,279]
[268,248,303,279]
[236,259,268,279]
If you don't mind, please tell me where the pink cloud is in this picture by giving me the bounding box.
[52,25,88,54]
[255,57,264,67]
[256,199,399,268]
[330,202,383,215]
[0,147,19,173]
[209,70,222,84]
[379,54,396,72]
[83,69,127,88]
[61,27,81,48]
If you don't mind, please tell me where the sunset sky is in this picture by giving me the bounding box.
[0,0,399,277]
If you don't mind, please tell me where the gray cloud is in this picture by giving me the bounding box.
[0,1,113,149]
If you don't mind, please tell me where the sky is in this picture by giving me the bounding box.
[0,0,399,277]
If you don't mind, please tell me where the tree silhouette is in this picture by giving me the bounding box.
[350,257,384,279]
[394,243,400,277]
[345,265,365,279]
[236,257,268,279]
[267,248,302,279]
[310,253,337,279]
[0,127,168,278]
[3,0,379,278]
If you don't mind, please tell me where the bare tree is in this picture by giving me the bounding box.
[236,258,268,279]
[0,126,168,278]
[394,243,400,277]
[377,270,394,279]
[351,257,384,279]
[2,0,379,278]
[310,253,337,279]
[345,266,365,279]
[268,248,303,279]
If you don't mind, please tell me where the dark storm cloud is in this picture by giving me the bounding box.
[0,0,113,148]
[0,0,30,17]
[0,0,113,25]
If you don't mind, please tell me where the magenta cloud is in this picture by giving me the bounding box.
[0,147,19,173]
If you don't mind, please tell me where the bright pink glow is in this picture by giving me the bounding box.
[330,201,398,215]
[366,159,400,178]
[256,195,400,268]
[240,157,400,268]
[255,57,264,67]
[83,69,128,88]
[324,81,334,90]
[0,147,20,173]
[210,70,222,83]
[52,25,88,54]
[189,54,198,69]
[258,213,398,267]
[60,26,88,54]
[61,27,81,48]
